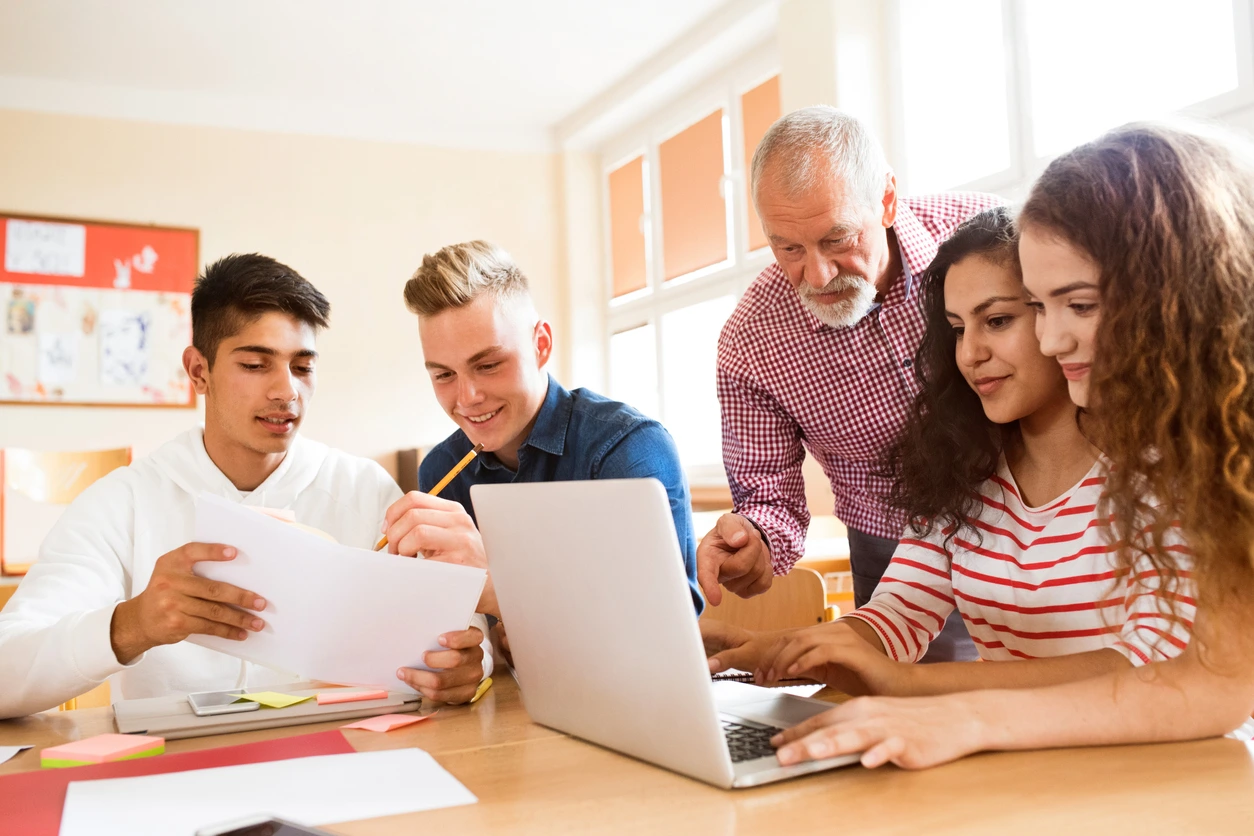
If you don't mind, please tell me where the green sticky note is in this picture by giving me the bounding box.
[234,691,313,709]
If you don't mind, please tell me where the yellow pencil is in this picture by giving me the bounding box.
[469,676,493,704]
[375,443,483,550]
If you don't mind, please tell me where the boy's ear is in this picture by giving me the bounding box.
[183,345,212,395]
[534,320,553,369]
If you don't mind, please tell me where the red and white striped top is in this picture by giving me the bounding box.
[845,458,1195,666]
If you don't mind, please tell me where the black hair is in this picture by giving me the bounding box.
[881,206,1022,541]
[191,253,330,367]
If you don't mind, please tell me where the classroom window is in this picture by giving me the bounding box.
[740,75,782,251]
[608,323,659,419]
[896,0,1251,193]
[601,53,781,476]
[607,156,649,299]
[1022,0,1240,157]
[898,0,1012,191]
[658,109,731,282]
[659,295,737,468]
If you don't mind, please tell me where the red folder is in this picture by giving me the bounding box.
[0,729,355,836]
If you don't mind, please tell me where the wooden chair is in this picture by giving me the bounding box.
[700,566,831,631]
[1,447,132,575]
[1,446,131,711]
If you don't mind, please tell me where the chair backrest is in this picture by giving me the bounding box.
[1,447,131,576]
[700,566,829,632]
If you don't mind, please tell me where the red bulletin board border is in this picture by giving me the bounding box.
[1,211,199,408]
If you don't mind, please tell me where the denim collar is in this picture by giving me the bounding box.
[477,375,569,470]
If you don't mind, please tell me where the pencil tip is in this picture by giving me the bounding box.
[473,443,484,453]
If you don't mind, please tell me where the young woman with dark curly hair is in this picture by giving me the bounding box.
[768,122,1254,770]
[703,206,1193,697]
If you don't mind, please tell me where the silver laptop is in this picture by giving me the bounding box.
[471,478,860,789]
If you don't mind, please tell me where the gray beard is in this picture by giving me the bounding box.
[797,275,877,329]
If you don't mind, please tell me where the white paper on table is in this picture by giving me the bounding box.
[59,748,477,836]
[0,745,32,765]
[711,680,826,706]
[189,493,486,692]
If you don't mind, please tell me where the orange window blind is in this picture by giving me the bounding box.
[741,75,781,252]
[608,156,648,299]
[659,109,728,281]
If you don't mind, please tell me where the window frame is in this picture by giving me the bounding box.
[599,42,780,480]
[889,0,1254,196]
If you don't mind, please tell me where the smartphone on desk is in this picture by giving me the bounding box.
[187,689,262,717]
[196,815,333,836]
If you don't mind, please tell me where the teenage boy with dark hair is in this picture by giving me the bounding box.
[0,254,490,718]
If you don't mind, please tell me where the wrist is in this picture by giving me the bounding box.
[109,599,151,664]
[894,659,928,697]
[738,514,772,553]
[952,690,1008,753]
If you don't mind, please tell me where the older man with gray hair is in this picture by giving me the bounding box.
[698,106,999,661]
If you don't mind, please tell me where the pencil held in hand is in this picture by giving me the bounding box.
[375,443,483,550]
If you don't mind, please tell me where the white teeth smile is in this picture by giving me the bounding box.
[466,410,499,424]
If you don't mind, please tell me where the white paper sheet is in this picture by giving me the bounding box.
[59,748,477,836]
[0,744,32,765]
[4,219,85,277]
[37,332,79,386]
[97,309,151,386]
[189,493,486,692]
[711,680,826,705]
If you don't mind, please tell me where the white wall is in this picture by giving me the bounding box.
[0,108,567,478]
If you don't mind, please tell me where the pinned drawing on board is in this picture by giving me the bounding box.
[111,258,131,289]
[99,309,151,386]
[6,291,35,335]
[37,333,79,387]
[3,219,86,277]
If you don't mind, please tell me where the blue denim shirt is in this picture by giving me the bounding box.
[420,376,703,613]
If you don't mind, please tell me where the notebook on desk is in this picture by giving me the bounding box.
[113,682,420,739]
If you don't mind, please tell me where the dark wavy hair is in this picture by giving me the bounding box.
[881,206,1021,540]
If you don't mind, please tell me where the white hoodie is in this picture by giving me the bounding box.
[0,428,491,718]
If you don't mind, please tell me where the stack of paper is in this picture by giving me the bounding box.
[191,493,486,692]
[41,735,164,769]
[59,748,477,836]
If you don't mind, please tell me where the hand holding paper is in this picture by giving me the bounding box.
[109,542,266,664]
[382,491,501,619]
[190,494,486,693]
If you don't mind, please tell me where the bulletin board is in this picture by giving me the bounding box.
[0,212,199,407]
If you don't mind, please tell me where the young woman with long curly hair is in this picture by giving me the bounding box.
[769,122,1254,769]
[702,206,1193,696]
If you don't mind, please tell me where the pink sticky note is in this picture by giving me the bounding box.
[41,734,164,765]
[341,712,435,732]
[316,689,388,706]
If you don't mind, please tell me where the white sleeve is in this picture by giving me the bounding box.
[843,525,957,663]
[471,613,494,681]
[0,475,138,718]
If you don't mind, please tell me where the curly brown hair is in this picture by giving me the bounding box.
[1019,122,1254,630]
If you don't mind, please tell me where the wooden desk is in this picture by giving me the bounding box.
[3,677,1253,834]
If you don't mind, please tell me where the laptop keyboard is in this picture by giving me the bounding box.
[722,719,785,764]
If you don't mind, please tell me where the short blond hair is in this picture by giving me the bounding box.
[403,240,530,317]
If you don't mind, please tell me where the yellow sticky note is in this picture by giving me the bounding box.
[235,691,312,709]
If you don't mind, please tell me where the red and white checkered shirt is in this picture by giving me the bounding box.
[717,193,1003,573]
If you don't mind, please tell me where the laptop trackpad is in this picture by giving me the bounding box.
[727,695,835,729]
